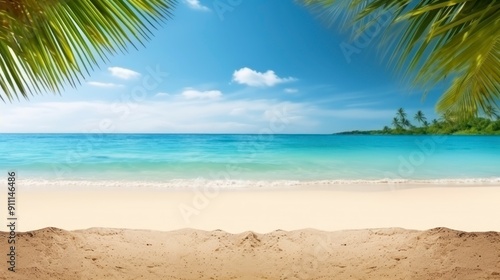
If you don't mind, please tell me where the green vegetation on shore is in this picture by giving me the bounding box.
[336,108,500,135]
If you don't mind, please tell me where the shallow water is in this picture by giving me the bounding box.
[1,134,499,182]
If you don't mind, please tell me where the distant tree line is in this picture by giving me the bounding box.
[336,107,500,135]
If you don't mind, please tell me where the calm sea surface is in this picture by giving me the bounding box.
[0,134,499,183]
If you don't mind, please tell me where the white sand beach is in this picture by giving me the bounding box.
[12,182,500,233]
[2,182,500,279]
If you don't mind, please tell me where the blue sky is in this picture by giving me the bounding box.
[0,0,444,133]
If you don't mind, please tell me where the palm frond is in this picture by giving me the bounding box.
[301,0,500,117]
[0,0,176,101]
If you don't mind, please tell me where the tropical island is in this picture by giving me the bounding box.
[336,107,500,135]
[1,1,500,280]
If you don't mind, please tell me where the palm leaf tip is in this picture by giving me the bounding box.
[301,0,500,117]
[0,0,177,101]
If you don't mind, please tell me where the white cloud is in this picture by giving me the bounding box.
[284,88,298,93]
[155,92,170,97]
[232,67,295,87]
[185,0,210,11]
[181,89,222,100]
[229,108,246,116]
[0,98,317,133]
[108,67,141,80]
[87,82,124,88]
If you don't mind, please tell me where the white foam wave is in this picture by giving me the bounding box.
[18,177,500,190]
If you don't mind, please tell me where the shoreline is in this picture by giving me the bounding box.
[18,177,500,191]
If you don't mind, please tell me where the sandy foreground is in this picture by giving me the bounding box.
[1,183,500,279]
[1,227,500,279]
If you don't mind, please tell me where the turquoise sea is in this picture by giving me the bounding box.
[1,134,499,184]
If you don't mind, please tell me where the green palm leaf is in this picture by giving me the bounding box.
[0,0,176,101]
[302,0,500,118]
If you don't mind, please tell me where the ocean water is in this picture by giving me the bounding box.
[0,134,499,184]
